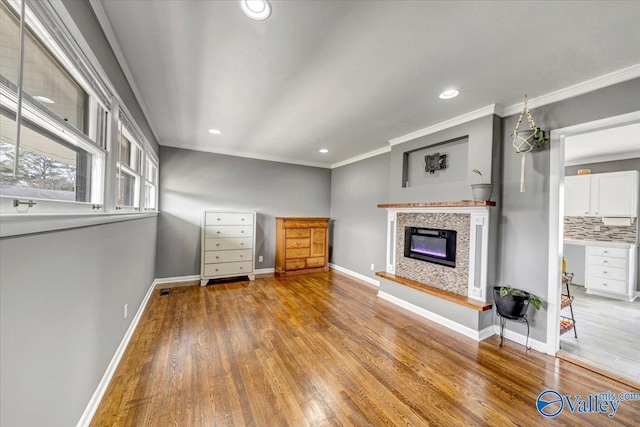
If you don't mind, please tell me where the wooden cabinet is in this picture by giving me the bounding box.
[585,245,637,301]
[564,171,639,217]
[201,210,256,286]
[275,217,329,276]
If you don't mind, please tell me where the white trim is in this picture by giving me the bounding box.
[377,291,492,341]
[153,275,200,285]
[493,325,547,354]
[388,104,503,146]
[329,263,380,287]
[255,267,275,275]
[503,63,640,117]
[87,0,160,144]
[546,111,640,357]
[0,212,157,238]
[76,280,156,427]
[161,141,331,169]
[478,326,496,341]
[564,151,640,167]
[330,146,391,169]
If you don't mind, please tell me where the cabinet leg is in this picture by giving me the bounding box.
[248,274,255,281]
[200,279,208,287]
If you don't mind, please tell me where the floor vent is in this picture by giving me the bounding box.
[159,288,171,296]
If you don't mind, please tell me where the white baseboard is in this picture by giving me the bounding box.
[76,280,156,427]
[492,325,547,353]
[377,291,492,341]
[329,263,380,287]
[255,268,275,275]
[154,274,200,285]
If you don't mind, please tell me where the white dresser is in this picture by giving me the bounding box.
[585,244,637,302]
[200,210,256,286]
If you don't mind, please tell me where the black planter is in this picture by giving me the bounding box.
[493,286,530,319]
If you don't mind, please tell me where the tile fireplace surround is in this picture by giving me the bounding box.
[377,201,497,341]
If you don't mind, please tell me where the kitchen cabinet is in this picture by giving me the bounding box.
[564,171,639,217]
[585,245,637,301]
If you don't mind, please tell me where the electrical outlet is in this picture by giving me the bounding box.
[124,304,128,319]
[594,225,601,231]
[370,263,375,271]
[258,255,263,262]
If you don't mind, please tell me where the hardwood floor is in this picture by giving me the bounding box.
[92,271,640,426]
[560,283,640,383]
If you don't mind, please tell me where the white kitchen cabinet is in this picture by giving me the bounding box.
[564,171,639,217]
[585,245,637,301]
[201,210,256,286]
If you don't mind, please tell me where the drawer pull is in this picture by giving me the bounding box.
[603,271,608,274]
[584,211,588,214]
[603,260,608,263]
[241,230,245,234]
[216,243,220,247]
[241,218,245,221]
[217,218,221,221]
[603,283,608,286]
[604,251,608,254]
[241,243,244,246]
[215,256,219,259]
[240,267,243,270]
[215,268,219,272]
[216,231,220,234]
[240,255,243,258]
[595,212,598,214]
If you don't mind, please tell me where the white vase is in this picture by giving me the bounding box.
[471,184,493,201]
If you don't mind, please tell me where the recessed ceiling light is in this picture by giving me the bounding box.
[208,129,222,135]
[239,0,272,21]
[439,89,459,100]
[319,148,329,153]
[34,95,54,104]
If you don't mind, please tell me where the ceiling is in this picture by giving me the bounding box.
[97,0,640,167]
[565,123,640,166]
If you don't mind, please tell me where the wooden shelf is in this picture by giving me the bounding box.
[377,201,496,209]
[375,272,492,312]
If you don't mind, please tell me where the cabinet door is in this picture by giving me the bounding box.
[590,172,637,216]
[310,228,326,257]
[564,175,590,216]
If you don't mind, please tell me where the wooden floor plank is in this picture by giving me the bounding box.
[91,271,640,426]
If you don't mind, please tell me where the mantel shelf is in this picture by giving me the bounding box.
[378,201,496,209]
[375,272,492,312]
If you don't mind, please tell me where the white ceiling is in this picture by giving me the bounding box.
[565,123,640,166]
[97,0,640,167]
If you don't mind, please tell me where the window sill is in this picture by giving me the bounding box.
[0,211,158,238]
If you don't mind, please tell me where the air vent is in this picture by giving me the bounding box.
[159,288,171,296]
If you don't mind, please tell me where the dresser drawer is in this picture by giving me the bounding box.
[586,246,628,259]
[306,257,325,268]
[204,261,253,277]
[284,220,328,229]
[205,237,253,251]
[286,228,311,238]
[204,249,252,264]
[205,225,253,238]
[286,238,310,249]
[285,259,306,270]
[587,276,627,295]
[286,248,310,259]
[587,255,627,269]
[205,212,253,226]
[587,265,627,281]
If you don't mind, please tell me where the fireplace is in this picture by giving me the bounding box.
[404,227,457,268]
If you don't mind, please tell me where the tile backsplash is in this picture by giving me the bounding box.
[564,216,638,243]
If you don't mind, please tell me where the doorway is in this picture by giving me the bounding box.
[547,111,640,382]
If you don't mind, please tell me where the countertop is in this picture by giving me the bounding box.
[563,238,638,249]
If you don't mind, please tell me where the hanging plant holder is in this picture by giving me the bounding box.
[512,95,549,192]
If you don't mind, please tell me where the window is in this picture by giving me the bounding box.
[0,0,105,208]
[0,0,158,220]
[144,155,158,210]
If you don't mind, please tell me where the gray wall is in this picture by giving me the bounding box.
[565,157,640,176]
[61,0,159,153]
[389,115,498,203]
[156,146,331,278]
[329,153,390,281]
[497,77,640,342]
[0,217,157,427]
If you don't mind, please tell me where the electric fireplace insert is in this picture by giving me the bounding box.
[404,227,457,268]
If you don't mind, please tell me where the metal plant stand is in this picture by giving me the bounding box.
[497,312,531,350]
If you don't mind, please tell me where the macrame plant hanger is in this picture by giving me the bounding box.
[512,95,537,192]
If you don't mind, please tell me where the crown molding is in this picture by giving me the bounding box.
[502,63,640,116]
[161,142,331,169]
[565,151,640,167]
[330,146,391,169]
[389,104,503,146]
[88,0,160,144]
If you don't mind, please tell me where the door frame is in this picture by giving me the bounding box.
[546,110,640,355]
